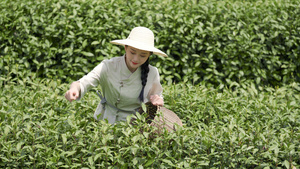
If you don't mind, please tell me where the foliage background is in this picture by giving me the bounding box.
[1,0,299,87]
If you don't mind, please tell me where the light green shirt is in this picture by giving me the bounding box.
[78,55,163,123]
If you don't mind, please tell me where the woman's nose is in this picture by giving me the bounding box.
[133,54,139,61]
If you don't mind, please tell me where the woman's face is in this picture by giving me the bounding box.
[125,46,151,72]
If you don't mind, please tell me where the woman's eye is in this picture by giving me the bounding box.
[130,52,135,55]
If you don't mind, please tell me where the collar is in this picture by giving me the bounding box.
[121,54,141,75]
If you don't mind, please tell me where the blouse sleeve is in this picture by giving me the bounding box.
[77,62,107,100]
[145,67,163,102]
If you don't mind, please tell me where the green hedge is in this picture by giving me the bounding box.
[1,0,299,87]
[1,79,299,168]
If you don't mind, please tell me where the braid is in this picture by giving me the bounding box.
[139,58,150,102]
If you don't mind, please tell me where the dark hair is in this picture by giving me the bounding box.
[139,57,150,102]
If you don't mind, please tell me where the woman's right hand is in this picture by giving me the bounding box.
[65,81,80,102]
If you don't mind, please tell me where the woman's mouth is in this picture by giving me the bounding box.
[132,61,138,65]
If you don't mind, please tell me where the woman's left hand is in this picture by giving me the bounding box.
[150,95,164,106]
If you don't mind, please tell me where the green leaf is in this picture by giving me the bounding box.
[81,51,94,57]
[88,156,93,165]
[284,160,289,169]
[4,126,10,135]
[198,161,210,166]
[141,102,146,112]
[144,158,155,167]
[132,157,138,165]
[82,39,88,48]
[4,46,9,53]
[91,41,100,45]
[62,134,67,144]
[64,150,76,157]
[161,159,175,166]
[94,153,102,161]
[17,142,24,151]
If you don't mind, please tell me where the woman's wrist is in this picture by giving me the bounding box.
[70,81,81,93]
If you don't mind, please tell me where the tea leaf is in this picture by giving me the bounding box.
[81,51,94,57]
[62,134,67,144]
[144,158,155,167]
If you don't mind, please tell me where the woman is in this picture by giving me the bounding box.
[65,27,167,124]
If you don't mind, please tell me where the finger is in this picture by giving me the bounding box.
[150,95,155,99]
[151,98,160,106]
[72,91,79,99]
[152,102,158,106]
[150,94,158,101]
[69,93,76,100]
[75,91,79,98]
[155,99,164,106]
[65,91,70,100]
[65,91,74,102]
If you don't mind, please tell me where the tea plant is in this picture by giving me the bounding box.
[0,78,299,168]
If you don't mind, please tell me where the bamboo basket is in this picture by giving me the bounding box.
[137,102,183,134]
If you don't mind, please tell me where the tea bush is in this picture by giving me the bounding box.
[0,79,299,168]
[0,0,299,87]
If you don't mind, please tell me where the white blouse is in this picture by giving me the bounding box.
[78,55,163,123]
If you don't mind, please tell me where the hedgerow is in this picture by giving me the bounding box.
[1,0,300,168]
[0,0,299,87]
[0,79,299,168]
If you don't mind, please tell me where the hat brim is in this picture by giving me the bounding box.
[110,39,168,57]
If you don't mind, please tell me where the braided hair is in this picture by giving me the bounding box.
[139,57,150,102]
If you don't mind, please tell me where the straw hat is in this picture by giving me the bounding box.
[110,27,168,57]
